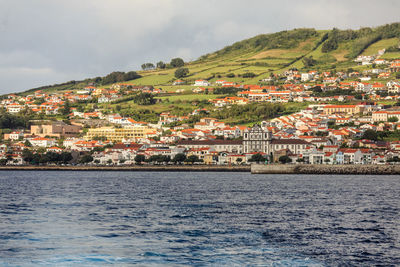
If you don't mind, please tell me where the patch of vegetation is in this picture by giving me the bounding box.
[214,28,318,56]
[210,103,285,124]
[213,87,242,95]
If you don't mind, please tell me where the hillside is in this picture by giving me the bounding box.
[108,22,400,89]
[13,22,400,95]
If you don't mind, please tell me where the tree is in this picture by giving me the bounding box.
[135,154,146,165]
[321,29,339,53]
[249,153,265,163]
[175,68,189,79]
[141,63,155,71]
[133,92,156,105]
[236,158,243,165]
[79,154,93,164]
[172,153,186,164]
[242,72,256,78]
[279,155,292,164]
[61,100,71,116]
[185,155,201,164]
[102,71,125,84]
[124,71,141,81]
[302,56,317,67]
[60,152,73,164]
[170,58,185,68]
[24,140,32,147]
[388,116,399,122]
[162,155,171,164]
[22,149,34,163]
[362,129,378,141]
[156,61,166,69]
[45,152,60,163]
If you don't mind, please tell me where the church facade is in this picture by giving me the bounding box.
[243,125,311,156]
[243,124,272,154]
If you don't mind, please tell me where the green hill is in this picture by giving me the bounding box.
[14,22,400,95]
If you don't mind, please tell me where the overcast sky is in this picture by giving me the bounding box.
[0,0,399,94]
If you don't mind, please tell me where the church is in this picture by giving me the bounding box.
[243,124,311,156]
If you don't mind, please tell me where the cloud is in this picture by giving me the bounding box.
[0,0,399,94]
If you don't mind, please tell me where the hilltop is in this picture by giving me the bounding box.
[13,22,400,95]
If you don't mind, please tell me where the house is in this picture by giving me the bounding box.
[194,80,210,86]
[173,80,185,85]
[389,62,400,73]
[3,131,24,141]
[46,147,64,153]
[301,73,313,82]
[6,103,22,113]
[30,137,55,147]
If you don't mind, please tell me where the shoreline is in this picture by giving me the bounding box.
[0,164,400,174]
[0,165,251,172]
[251,164,400,175]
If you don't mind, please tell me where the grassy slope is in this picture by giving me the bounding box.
[18,26,400,96]
[11,24,400,126]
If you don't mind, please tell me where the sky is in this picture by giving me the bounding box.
[0,0,399,94]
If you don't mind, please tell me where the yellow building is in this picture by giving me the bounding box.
[323,105,363,115]
[84,126,152,142]
[372,111,400,122]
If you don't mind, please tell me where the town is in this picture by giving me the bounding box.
[1,54,400,166]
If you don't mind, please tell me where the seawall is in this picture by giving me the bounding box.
[251,164,400,175]
[0,165,250,172]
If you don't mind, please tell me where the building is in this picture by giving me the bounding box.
[30,121,82,138]
[243,124,311,156]
[193,80,210,86]
[269,138,311,155]
[30,137,55,147]
[372,111,400,122]
[243,124,272,154]
[323,105,363,115]
[84,125,152,142]
[177,139,243,154]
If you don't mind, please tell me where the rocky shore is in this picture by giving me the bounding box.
[251,164,400,175]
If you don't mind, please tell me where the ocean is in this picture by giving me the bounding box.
[0,171,399,266]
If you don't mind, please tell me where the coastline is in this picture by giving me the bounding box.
[1,164,400,174]
[251,164,400,175]
[0,165,250,172]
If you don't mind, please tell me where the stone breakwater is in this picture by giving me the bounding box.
[0,165,250,172]
[251,164,400,175]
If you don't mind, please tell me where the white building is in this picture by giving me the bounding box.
[30,137,55,147]
[193,80,210,86]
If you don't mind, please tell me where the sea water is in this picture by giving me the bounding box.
[0,171,399,266]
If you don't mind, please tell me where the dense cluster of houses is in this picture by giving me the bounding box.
[1,54,400,165]
[1,84,163,114]
[2,99,400,166]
